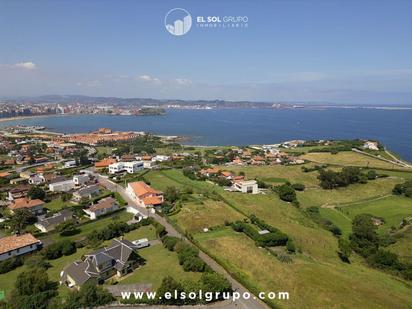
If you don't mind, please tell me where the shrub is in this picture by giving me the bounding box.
[286,239,296,253]
[42,240,77,260]
[277,184,296,202]
[0,257,23,274]
[182,256,206,272]
[162,236,180,251]
[291,183,305,191]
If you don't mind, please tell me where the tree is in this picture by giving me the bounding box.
[164,186,180,204]
[200,272,232,296]
[338,238,351,263]
[27,186,46,200]
[278,184,296,202]
[9,208,35,233]
[157,276,184,305]
[9,267,58,309]
[350,214,379,257]
[62,282,114,309]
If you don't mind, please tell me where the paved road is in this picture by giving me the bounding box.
[91,171,268,309]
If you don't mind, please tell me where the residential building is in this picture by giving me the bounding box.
[8,198,45,215]
[95,158,117,168]
[60,238,141,288]
[126,181,163,211]
[64,160,77,168]
[0,233,42,261]
[35,209,73,232]
[108,161,144,174]
[73,174,90,186]
[232,180,259,194]
[49,180,75,192]
[28,174,45,185]
[8,185,30,201]
[83,197,119,220]
[73,184,100,201]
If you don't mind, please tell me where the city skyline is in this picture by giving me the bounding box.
[0,0,411,104]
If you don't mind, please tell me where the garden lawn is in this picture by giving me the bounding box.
[41,210,133,243]
[44,198,67,211]
[117,244,201,289]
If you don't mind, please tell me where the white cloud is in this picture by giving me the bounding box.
[174,78,192,86]
[137,74,160,82]
[14,62,37,70]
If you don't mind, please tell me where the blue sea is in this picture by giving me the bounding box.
[1,108,411,161]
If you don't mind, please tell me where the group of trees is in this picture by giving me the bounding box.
[42,239,77,260]
[318,167,368,189]
[393,180,412,198]
[349,213,412,280]
[161,236,208,272]
[275,183,302,207]
[87,221,138,247]
[231,216,289,247]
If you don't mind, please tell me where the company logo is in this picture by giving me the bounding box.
[165,8,192,36]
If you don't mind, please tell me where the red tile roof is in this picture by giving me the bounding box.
[0,234,40,255]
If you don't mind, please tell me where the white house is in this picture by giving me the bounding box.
[108,161,144,174]
[232,180,259,194]
[363,141,379,151]
[152,155,170,162]
[64,160,77,168]
[49,180,75,192]
[143,160,155,169]
[0,234,42,261]
[108,162,124,174]
[83,197,119,220]
[73,174,90,186]
[28,174,45,185]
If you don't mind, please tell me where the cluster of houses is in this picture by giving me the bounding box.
[215,146,305,167]
[199,167,260,194]
[95,154,171,173]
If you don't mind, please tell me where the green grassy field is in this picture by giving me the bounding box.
[221,164,320,187]
[340,195,412,233]
[169,198,245,233]
[302,151,411,170]
[298,177,402,208]
[388,226,412,263]
[319,207,353,236]
[195,228,412,309]
[118,244,201,289]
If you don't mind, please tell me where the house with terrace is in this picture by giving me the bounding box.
[60,238,142,288]
[126,181,163,212]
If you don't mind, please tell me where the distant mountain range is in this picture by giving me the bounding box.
[1,95,411,108]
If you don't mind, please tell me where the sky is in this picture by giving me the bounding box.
[0,0,411,104]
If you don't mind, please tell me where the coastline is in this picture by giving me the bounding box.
[0,114,66,123]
